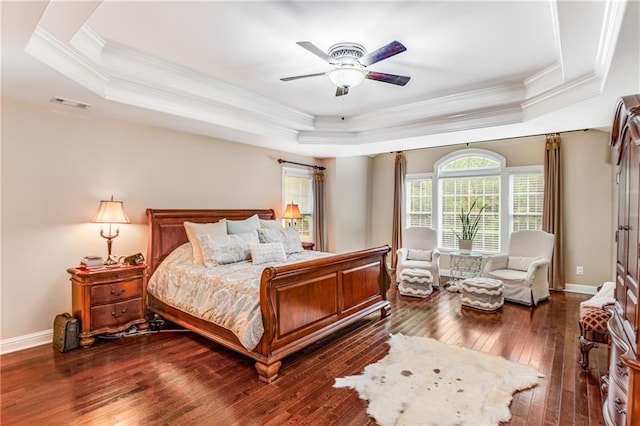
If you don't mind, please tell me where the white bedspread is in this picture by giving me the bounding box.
[147,243,330,351]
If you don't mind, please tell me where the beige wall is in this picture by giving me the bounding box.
[0,97,319,341]
[0,95,616,345]
[326,156,372,253]
[562,130,615,284]
[370,131,614,288]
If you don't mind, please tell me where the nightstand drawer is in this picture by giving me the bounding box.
[90,298,143,329]
[90,280,142,305]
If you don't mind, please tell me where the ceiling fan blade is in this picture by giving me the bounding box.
[335,86,349,97]
[296,41,334,63]
[366,72,411,86]
[360,40,407,67]
[280,72,327,82]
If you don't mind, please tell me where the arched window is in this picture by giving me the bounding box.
[406,148,544,253]
[436,150,504,252]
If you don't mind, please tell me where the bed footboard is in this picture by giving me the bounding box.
[254,245,391,382]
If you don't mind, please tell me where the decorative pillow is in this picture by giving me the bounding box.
[258,227,304,254]
[183,220,227,265]
[406,249,432,261]
[250,242,287,265]
[196,231,260,267]
[260,219,284,229]
[226,214,260,234]
[507,256,537,272]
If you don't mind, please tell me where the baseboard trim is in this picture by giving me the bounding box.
[0,329,52,355]
[563,283,598,295]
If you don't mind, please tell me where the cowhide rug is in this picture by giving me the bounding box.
[334,334,543,426]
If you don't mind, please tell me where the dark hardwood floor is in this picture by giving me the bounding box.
[1,284,607,425]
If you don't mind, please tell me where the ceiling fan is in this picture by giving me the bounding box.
[280,40,410,96]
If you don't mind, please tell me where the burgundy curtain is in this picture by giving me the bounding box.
[543,133,565,290]
[391,153,406,269]
[312,169,326,252]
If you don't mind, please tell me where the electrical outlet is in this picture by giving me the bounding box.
[576,266,584,275]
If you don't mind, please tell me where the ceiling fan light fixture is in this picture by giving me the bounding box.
[282,40,409,96]
[328,67,366,89]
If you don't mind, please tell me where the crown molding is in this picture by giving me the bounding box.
[524,63,564,99]
[300,104,523,145]
[69,24,105,66]
[24,0,628,151]
[522,72,602,120]
[595,0,629,81]
[72,26,316,132]
[28,25,311,141]
[26,27,108,96]
[105,77,301,142]
[318,83,525,133]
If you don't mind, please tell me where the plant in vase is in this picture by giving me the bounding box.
[453,199,487,252]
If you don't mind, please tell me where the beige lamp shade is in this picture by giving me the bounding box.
[92,198,131,224]
[91,196,130,265]
[282,203,302,220]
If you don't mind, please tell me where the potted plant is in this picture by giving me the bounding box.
[453,199,487,252]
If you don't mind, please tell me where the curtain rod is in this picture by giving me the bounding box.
[278,159,326,171]
[390,128,590,154]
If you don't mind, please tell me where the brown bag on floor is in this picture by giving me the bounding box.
[52,313,79,352]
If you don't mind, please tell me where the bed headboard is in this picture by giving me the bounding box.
[146,208,276,276]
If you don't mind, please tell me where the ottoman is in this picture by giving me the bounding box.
[578,305,610,372]
[398,268,433,298]
[577,282,615,371]
[460,277,504,311]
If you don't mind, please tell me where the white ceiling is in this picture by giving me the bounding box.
[2,1,639,158]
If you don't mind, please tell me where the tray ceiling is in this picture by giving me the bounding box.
[2,1,639,157]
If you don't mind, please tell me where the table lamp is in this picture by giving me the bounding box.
[92,196,130,265]
[282,202,302,228]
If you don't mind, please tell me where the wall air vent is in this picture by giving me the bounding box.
[50,97,90,109]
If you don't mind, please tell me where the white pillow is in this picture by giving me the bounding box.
[183,220,227,265]
[258,227,304,254]
[250,242,287,265]
[407,249,432,261]
[507,256,537,272]
[196,232,260,267]
[226,214,261,234]
[260,219,283,229]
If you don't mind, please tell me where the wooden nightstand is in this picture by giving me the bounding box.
[302,241,315,250]
[67,264,148,348]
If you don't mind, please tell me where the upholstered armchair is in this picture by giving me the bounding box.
[482,230,555,306]
[396,227,441,288]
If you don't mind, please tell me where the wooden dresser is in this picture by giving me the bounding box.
[605,94,640,425]
[68,264,148,347]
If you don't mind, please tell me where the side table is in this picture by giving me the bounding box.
[448,251,483,286]
[68,264,148,347]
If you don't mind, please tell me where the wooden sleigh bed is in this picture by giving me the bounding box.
[145,208,391,383]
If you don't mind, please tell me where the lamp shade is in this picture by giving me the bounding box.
[328,66,366,88]
[92,198,130,224]
[282,203,302,220]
